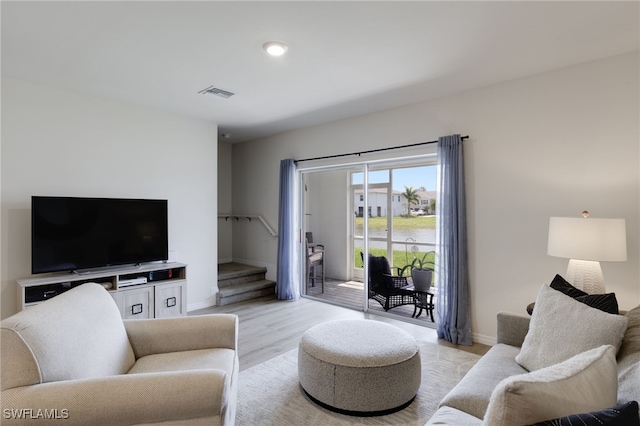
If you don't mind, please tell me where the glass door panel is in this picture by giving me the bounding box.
[302,167,364,311]
[391,166,437,279]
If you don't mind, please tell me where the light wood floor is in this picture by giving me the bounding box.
[190,295,490,372]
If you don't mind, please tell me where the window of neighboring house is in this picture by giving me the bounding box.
[360,195,363,201]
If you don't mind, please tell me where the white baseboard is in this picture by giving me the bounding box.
[218,257,233,264]
[473,331,496,346]
[188,297,217,312]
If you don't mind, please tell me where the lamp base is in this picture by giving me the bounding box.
[566,259,605,294]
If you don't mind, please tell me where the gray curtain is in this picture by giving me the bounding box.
[276,159,300,300]
[435,134,472,345]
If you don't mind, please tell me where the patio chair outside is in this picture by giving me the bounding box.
[362,252,414,311]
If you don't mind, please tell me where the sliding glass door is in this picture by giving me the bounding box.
[299,157,437,321]
[300,166,365,310]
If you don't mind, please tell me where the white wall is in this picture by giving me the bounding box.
[218,142,233,263]
[1,78,219,319]
[232,52,640,343]
[306,169,351,280]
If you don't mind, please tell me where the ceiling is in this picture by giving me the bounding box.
[2,1,638,143]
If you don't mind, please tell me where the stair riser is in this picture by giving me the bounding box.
[217,286,275,306]
[218,272,266,288]
[218,280,275,297]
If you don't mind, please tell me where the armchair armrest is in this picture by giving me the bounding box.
[1,370,228,426]
[124,314,238,359]
[496,311,530,347]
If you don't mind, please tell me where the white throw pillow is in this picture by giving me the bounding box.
[484,345,618,426]
[515,284,628,371]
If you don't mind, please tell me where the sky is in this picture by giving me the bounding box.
[352,165,437,192]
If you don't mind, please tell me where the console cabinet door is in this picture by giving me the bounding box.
[121,286,154,319]
[154,281,186,318]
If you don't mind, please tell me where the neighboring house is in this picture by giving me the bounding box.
[415,190,436,215]
[353,188,404,217]
[352,189,436,217]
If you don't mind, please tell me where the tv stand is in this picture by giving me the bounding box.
[17,262,187,319]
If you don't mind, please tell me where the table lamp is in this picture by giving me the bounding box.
[547,211,626,294]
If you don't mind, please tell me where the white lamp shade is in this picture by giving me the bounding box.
[547,217,627,262]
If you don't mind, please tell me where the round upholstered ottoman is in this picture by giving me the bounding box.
[298,319,421,416]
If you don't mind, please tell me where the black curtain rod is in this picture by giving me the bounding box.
[294,135,469,164]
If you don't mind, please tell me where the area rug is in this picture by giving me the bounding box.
[237,342,481,425]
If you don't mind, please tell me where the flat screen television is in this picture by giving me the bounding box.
[31,196,168,274]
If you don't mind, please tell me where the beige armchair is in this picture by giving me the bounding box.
[1,283,238,426]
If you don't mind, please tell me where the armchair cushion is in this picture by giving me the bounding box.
[1,283,135,390]
[1,370,228,426]
[128,348,236,375]
[124,314,237,358]
[1,283,239,426]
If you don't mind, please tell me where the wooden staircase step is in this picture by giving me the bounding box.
[218,271,266,288]
[217,262,275,306]
[218,262,267,281]
[216,279,276,306]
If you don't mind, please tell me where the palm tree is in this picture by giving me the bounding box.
[401,186,421,217]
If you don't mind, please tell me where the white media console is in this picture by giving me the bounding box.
[17,262,187,319]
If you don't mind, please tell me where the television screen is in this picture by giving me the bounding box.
[32,196,168,274]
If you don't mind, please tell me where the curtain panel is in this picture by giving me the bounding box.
[276,159,300,300]
[435,134,472,345]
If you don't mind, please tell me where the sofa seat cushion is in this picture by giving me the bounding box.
[425,406,482,425]
[127,348,236,375]
[438,343,526,419]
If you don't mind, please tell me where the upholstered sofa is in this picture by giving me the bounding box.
[1,283,239,425]
[427,282,640,425]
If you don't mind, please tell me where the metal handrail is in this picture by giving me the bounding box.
[218,214,278,237]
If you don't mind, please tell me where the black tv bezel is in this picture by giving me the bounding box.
[31,196,169,274]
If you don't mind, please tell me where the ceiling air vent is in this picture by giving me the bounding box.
[198,86,235,99]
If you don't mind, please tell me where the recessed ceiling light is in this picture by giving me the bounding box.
[263,41,288,57]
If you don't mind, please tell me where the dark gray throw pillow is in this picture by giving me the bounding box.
[550,274,619,315]
[550,274,588,298]
[529,401,640,426]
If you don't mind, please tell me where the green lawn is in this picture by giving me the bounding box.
[354,247,435,274]
[353,215,435,272]
[355,215,435,229]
